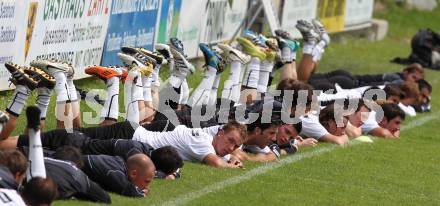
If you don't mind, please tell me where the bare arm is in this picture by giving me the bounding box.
[319,134,349,145]
[345,123,362,138]
[369,127,399,139]
[202,154,242,168]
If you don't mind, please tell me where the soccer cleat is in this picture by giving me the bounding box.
[117,52,156,69]
[138,62,154,77]
[121,46,166,65]
[265,37,280,51]
[263,48,277,63]
[30,58,75,79]
[311,19,330,46]
[278,38,301,53]
[0,110,9,133]
[217,43,251,64]
[155,44,173,61]
[4,62,38,90]
[236,37,266,61]
[169,38,186,56]
[169,46,195,75]
[243,29,267,47]
[85,65,123,80]
[295,19,320,44]
[23,66,56,89]
[275,29,294,41]
[199,43,225,72]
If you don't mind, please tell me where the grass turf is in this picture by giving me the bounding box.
[0,2,439,205]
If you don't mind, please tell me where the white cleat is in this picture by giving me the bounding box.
[30,58,75,79]
[217,43,251,64]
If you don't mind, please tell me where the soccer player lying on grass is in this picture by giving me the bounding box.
[361,102,406,138]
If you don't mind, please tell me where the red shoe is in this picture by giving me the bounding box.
[85,65,122,80]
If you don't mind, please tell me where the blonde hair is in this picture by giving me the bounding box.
[222,120,248,142]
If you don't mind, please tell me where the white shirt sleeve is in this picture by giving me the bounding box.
[0,189,26,206]
[299,115,329,140]
[398,103,417,117]
[184,130,217,162]
[361,111,379,134]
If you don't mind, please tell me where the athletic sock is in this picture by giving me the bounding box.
[312,44,325,62]
[242,57,260,89]
[6,85,31,116]
[142,76,152,102]
[208,73,221,105]
[124,70,140,123]
[302,42,315,55]
[222,61,242,102]
[188,66,217,107]
[257,60,274,93]
[66,78,78,102]
[52,72,69,102]
[179,79,189,105]
[151,65,161,87]
[101,76,119,120]
[36,87,52,120]
[26,107,46,180]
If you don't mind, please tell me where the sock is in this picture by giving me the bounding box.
[66,79,78,102]
[222,61,242,102]
[234,61,245,103]
[257,60,274,93]
[52,72,69,102]
[101,77,119,120]
[302,42,315,55]
[242,57,260,89]
[36,87,52,120]
[142,76,152,102]
[26,107,45,180]
[179,79,189,105]
[321,33,330,47]
[6,85,30,116]
[312,45,325,62]
[208,73,221,105]
[189,66,217,107]
[151,65,161,87]
[124,70,140,123]
[168,75,184,88]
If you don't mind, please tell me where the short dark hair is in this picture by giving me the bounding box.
[380,103,406,121]
[417,79,432,93]
[403,63,423,75]
[21,177,58,206]
[151,146,183,175]
[277,79,314,108]
[0,150,28,176]
[383,84,404,99]
[319,104,346,128]
[52,146,84,169]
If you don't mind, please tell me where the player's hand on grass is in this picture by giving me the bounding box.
[296,136,318,147]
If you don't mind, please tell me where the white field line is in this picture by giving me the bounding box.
[158,113,440,206]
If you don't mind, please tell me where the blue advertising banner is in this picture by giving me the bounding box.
[156,0,182,44]
[101,0,160,66]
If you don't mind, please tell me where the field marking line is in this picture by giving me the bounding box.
[158,112,440,206]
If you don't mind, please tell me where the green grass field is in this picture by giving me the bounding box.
[1,2,439,205]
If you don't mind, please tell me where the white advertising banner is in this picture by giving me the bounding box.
[175,0,207,58]
[280,0,318,38]
[344,0,374,30]
[0,0,29,90]
[202,0,248,44]
[25,0,112,79]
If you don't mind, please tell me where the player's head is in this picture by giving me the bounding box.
[21,177,58,206]
[52,146,84,169]
[0,150,28,184]
[400,82,422,105]
[377,103,405,134]
[127,154,156,191]
[383,84,404,104]
[213,120,247,157]
[245,110,283,148]
[319,104,348,136]
[344,99,371,128]
[151,146,183,175]
[416,79,432,104]
[277,79,314,114]
[402,63,424,82]
[275,123,302,145]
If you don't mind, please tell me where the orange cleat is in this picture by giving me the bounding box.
[85,65,122,80]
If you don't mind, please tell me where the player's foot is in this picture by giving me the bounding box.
[168,39,195,75]
[263,48,277,63]
[117,52,156,70]
[121,46,166,65]
[4,62,38,90]
[155,44,173,61]
[243,29,268,48]
[0,110,10,133]
[275,29,294,41]
[23,66,56,89]
[30,58,75,79]
[217,43,251,64]
[85,65,124,81]
[296,19,320,44]
[311,19,330,46]
[199,43,225,72]
[138,62,154,77]
[236,37,266,61]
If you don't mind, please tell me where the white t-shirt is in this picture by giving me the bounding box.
[398,103,416,117]
[318,84,386,102]
[299,114,329,140]
[241,145,271,154]
[132,125,221,162]
[0,189,26,206]
[361,111,380,134]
